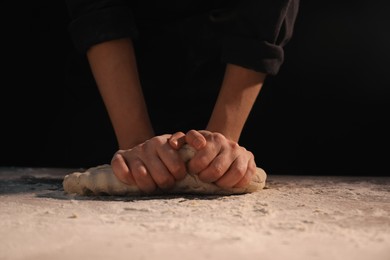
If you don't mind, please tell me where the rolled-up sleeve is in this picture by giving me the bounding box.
[220,0,300,75]
[65,0,138,53]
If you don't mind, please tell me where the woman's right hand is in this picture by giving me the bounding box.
[111,134,188,193]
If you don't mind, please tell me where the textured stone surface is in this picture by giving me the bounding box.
[1,167,389,260]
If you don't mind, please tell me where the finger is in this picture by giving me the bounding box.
[157,142,187,181]
[215,155,248,188]
[197,150,236,183]
[233,158,256,188]
[168,131,186,150]
[130,158,157,194]
[143,150,175,190]
[111,153,136,185]
[187,141,220,174]
[185,129,207,150]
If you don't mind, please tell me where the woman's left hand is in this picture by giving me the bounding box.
[169,129,257,188]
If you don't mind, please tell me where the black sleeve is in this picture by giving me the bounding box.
[65,0,138,53]
[220,0,300,75]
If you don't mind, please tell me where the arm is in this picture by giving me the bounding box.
[65,1,188,192]
[171,0,300,187]
[87,38,188,193]
[181,64,265,188]
[86,38,154,149]
[206,63,266,142]
[171,63,265,148]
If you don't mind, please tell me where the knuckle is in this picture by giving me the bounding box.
[132,158,145,172]
[231,142,240,150]
[187,129,197,135]
[210,163,224,177]
[135,142,146,153]
[186,129,197,139]
[213,132,225,142]
[135,166,146,176]
[174,131,185,136]
[152,136,165,146]
[233,164,246,178]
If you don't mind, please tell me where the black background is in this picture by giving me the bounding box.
[2,1,389,176]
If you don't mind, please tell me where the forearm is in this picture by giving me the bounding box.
[87,38,154,149]
[206,63,266,142]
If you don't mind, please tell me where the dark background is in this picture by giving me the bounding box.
[2,1,389,176]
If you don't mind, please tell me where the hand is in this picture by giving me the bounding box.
[111,134,187,193]
[170,130,257,188]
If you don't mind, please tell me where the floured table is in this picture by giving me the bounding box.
[1,167,389,260]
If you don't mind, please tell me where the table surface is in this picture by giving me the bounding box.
[1,167,389,260]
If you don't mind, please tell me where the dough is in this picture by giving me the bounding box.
[63,144,267,196]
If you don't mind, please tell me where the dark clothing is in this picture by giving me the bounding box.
[58,0,300,166]
[65,0,300,75]
[64,0,300,132]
